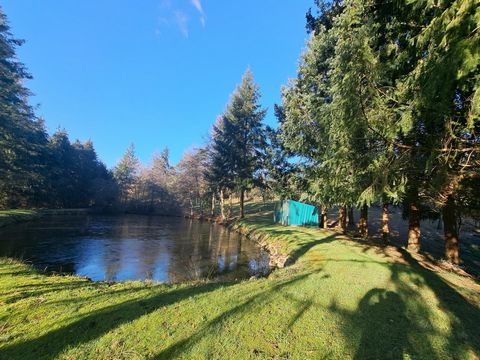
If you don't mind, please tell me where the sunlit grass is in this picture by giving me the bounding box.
[0,203,479,359]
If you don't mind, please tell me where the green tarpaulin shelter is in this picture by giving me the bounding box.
[274,200,319,226]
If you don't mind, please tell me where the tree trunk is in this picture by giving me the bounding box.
[318,206,326,228]
[240,188,245,219]
[443,195,460,264]
[228,193,233,218]
[338,206,347,232]
[199,193,204,217]
[407,190,421,252]
[358,204,368,238]
[322,206,328,229]
[189,196,194,217]
[382,203,390,242]
[220,189,225,221]
[348,207,354,227]
[210,193,215,217]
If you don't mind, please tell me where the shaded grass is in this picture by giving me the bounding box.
[0,210,40,229]
[0,203,479,359]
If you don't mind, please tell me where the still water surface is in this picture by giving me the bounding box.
[0,215,270,283]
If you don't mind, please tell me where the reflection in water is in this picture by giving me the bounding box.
[0,215,270,283]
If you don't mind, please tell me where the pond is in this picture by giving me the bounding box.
[0,215,270,283]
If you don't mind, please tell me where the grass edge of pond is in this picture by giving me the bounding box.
[0,203,479,359]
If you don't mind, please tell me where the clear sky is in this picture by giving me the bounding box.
[2,0,313,167]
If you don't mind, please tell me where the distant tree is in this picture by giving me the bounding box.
[113,143,139,205]
[175,147,208,216]
[206,116,235,220]
[48,129,78,207]
[219,69,267,218]
[47,129,114,208]
[151,147,171,189]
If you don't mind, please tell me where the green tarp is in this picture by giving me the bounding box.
[274,200,319,226]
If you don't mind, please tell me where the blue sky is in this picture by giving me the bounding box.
[2,0,313,167]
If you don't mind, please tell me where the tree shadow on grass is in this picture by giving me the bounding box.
[284,233,338,266]
[150,269,324,359]
[352,289,410,360]
[283,292,315,330]
[396,249,480,356]
[0,282,234,360]
[327,249,480,359]
[2,281,92,304]
[348,286,434,359]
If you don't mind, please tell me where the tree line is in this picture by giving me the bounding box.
[0,10,115,209]
[0,1,479,265]
[183,0,480,266]
[278,0,479,264]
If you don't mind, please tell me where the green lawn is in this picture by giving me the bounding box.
[0,205,479,359]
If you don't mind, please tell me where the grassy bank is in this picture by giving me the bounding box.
[0,209,93,229]
[0,210,41,229]
[0,205,479,359]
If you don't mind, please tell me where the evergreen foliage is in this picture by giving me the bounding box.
[207,69,267,218]
[282,0,479,262]
[0,2,478,265]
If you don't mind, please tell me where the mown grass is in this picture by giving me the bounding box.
[0,204,479,359]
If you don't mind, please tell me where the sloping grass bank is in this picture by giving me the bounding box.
[0,205,479,359]
[0,209,93,229]
[0,210,41,229]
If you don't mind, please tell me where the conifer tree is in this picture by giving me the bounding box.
[113,143,139,205]
[219,69,267,218]
[0,8,49,208]
[263,105,298,201]
[206,116,235,220]
[392,0,480,262]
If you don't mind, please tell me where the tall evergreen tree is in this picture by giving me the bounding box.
[113,143,139,205]
[206,116,236,220]
[219,69,267,218]
[392,0,480,262]
[282,7,348,229]
[0,8,49,208]
[263,105,299,200]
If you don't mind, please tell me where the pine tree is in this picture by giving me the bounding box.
[394,0,480,262]
[113,143,139,205]
[263,105,299,200]
[282,7,354,231]
[218,69,267,218]
[0,8,49,208]
[206,116,236,220]
[328,0,409,237]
